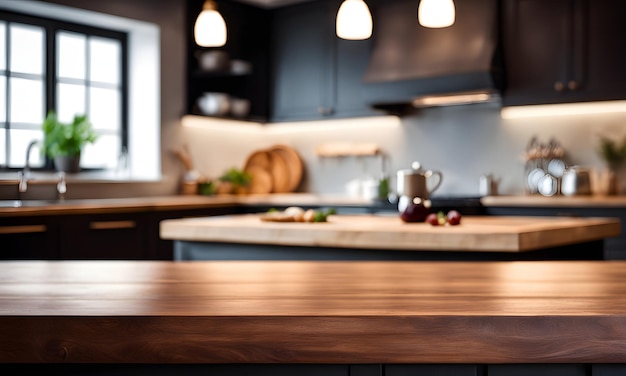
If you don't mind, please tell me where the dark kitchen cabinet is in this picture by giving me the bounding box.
[502,0,626,106]
[270,0,379,121]
[0,216,59,260]
[146,206,235,260]
[59,212,150,260]
[186,0,270,121]
[0,206,237,261]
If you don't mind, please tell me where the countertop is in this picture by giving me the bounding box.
[0,194,376,217]
[1,260,626,364]
[481,195,626,207]
[4,193,626,217]
[160,214,620,252]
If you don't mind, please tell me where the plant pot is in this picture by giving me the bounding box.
[54,154,81,173]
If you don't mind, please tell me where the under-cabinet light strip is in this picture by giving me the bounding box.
[501,101,626,119]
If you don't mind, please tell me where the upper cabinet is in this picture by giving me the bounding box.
[184,0,626,122]
[502,0,626,106]
[186,0,270,121]
[269,0,380,122]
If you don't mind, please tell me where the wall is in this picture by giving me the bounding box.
[181,105,626,197]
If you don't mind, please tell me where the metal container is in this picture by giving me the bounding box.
[479,174,499,196]
[396,161,442,212]
[561,166,592,196]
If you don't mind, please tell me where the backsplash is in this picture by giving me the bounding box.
[181,105,626,197]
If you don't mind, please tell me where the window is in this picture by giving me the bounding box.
[0,10,127,170]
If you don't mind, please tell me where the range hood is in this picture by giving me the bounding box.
[363,0,503,115]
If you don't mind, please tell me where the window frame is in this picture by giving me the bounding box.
[0,9,128,171]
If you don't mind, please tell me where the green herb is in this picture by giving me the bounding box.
[598,136,626,169]
[312,208,336,223]
[42,111,97,158]
[198,181,216,196]
[378,177,390,199]
[219,167,252,188]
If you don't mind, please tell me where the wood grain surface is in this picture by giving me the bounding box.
[160,214,621,252]
[1,260,626,364]
[269,144,303,192]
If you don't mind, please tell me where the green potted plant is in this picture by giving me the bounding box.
[42,111,97,173]
[217,167,252,194]
[597,136,626,170]
[596,135,626,195]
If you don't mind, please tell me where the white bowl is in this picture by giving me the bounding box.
[197,50,230,72]
[197,92,230,116]
[230,59,252,75]
[230,98,251,118]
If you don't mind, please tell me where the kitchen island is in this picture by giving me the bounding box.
[1,260,625,375]
[160,214,621,261]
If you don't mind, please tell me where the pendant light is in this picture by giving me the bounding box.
[194,0,227,47]
[418,0,455,28]
[336,0,373,40]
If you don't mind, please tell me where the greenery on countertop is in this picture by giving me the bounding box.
[219,167,252,188]
[313,207,336,222]
[42,111,97,158]
[597,136,626,169]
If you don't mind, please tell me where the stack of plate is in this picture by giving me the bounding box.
[243,145,303,194]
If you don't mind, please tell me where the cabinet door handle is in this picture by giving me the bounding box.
[317,106,334,116]
[553,81,565,92]
[89,220,136,230]
[0,225,47,234]
[567,80,578,90]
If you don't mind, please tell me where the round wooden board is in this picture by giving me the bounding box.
[269,145,303,192]
[268,149,291,193]
[243,150,272,171]
[244,165,273,194]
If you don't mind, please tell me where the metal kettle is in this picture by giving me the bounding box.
[396,161,443,212]
[561,166,592,196]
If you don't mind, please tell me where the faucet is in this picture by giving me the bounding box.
[57,172,67,201]
[18,140,40,193]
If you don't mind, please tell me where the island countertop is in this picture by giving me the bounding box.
[160,214,621,253]
[1,260,626,364]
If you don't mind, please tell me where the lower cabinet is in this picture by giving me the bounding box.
[2,364,625,376]
[146,206,235,260]
[1,206,235,261]
[59,212,150,260]
[0,216,59,260]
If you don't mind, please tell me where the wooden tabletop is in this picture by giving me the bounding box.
[160,214,621,252]
[1,260,626,364]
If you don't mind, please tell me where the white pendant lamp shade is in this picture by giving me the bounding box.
[418,0,456,28]
[336,0,373,40]
[194,0,227,47]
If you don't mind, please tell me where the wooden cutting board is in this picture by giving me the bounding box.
[160,214,621,252]
[244,165,273,194]
[268,149,291,193]
[243,145,304,193]
[269,144,303,192]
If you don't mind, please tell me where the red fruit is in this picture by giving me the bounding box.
[425,213,439,226]
[447,210,462,226]
[400,198,431,223]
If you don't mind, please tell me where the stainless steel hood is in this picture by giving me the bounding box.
[363,0,503,114]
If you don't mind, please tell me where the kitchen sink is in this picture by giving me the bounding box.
[0,199,75,207]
